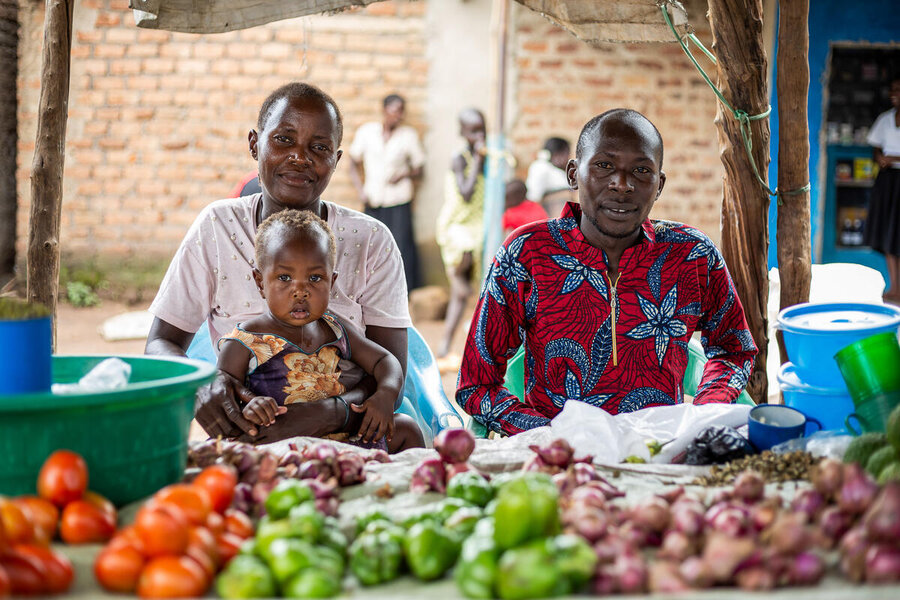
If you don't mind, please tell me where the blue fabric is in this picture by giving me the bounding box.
[185,322,463,446]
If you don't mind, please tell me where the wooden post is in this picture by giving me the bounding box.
[707,0,771,403]
[27,0,75,349]
[776,0,811,364]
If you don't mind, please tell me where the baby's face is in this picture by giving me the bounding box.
[255,232,335,328]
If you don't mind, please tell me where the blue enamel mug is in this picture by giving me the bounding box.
[748,405,823,451]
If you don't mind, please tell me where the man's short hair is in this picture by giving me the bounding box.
[257,82,344,145]
[255,209,337,270]
[543,137,570,155]
[383,93,405,108]
[575,108,663,168]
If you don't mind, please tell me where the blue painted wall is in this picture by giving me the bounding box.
[767,0,899,273]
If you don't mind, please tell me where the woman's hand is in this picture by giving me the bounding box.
[351,391,395,443]
[194,370,260,438]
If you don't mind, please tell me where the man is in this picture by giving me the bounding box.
[457,109,757,436]
[348,94,426,290]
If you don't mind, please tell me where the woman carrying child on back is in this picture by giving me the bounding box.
[217,210,416,451]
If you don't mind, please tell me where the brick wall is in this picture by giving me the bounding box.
[508,0,725,242]
[16,0,727,262]
[16,0,428,259]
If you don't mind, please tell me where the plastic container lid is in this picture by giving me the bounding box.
[777,362,848,394]
[777,302,900,334]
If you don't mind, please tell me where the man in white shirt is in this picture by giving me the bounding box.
[349,94,426,290]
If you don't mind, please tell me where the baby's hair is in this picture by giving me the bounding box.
[257,82,344,145]
[255,209,337,269]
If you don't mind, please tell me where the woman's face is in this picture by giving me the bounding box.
[250,96,342,211]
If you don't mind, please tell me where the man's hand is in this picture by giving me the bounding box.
[351,391,395,443]
[195,370,260,438]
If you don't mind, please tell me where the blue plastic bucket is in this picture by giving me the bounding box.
[0,317,52,395]
[777,362,854,433]
[776,303,900,389]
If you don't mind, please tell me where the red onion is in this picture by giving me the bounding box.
[305,477,338,500]
[529,439,575,468]
[568,485,608,510]
[612,553,648,594]
[589,478,625,500]
[838,526,869,582]
[630,498,671,533]
[565,511,609,544]
[671,505,705,537]
[369,449,391,463]
[819,506,853,545]
[592,567,617,595]
[336,452,366,486]
[862,482,900,543]
[306,442,338,466]
[679,556,714,589]
[571,462,601,486]
[710,507,751,537]
[790,489,825,522]
[523,454,555,474]
[297,459,326,480]
[444,462,475,483]
[647,560,690,593]
[657,530,696,561]
[750,501,779,533]
[315,496,339,517]
[434,428,476,464]
[618,521,654,549]
[787,551,825,586]
[409,457,446,494]
[703,532,755,583]
[764,513,810,556]
[735,566,776,590]
[278,450,303,468]
[593,533,632,565]
[733,470,765,503]
[837,463,879,515]
[657,486,685,504]
[671,495,705,513]
[865,544,900,584]
[811,458,843,500]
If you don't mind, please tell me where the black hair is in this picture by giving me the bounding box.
[459,107,486,126]
[257,82,344,145]
[383,94,405,108]
[255,209,337,270]
[505,178,527,197]
[575,108,664,168]
[543,137,570,155]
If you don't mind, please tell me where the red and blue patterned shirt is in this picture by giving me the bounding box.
[457,202,757,436]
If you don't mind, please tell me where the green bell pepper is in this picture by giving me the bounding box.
[551,533,597,589]
[349,532,404,586]
[404,521,462,581]
[314,544,346,579]
[447,471,495,507]
[355,507,392,534]
[319,526,349,557]
[215,555,278,599]
[260,537,319,584]
[493,473,560,550]
[496,539,569,600]
[454,531,500,599]
[282,569,341,598]
[264,479,314,520]
[444,506,483,539]
[287,501,325,542]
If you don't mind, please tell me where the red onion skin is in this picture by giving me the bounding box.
[409,458,447,494]
[613,553,648,594]
[592,568,618,595]
[671,506,705,537]
[571,462,601,486]
[308,443,338,466]
[788,551,826,586]
[838,464,879,515]
[529,439,575,468]
[703,533,756,583]
[679,556,714,589]
[618,522,654,549]
[434,428,476,464]
[811,458,844,500]
[671,496,705,514]
[819,507,853,546]
[733,470,765,503]
[630,498,671,533]
[839,526,869,583]
[710,507,751,537]
[315,496,339,517]
[593,534,633,565]
[523,454,556,475]
[657,486,685,505]
[648,560,691,593]
[791,488,826,522]
[735,566,776,591]
[863,483,900,544]
[657,530,696,561]
[764,514,810,556]
[750,502,778,533]
[297,459,325,480]
[567,485,608,510]
[865,544,900,584]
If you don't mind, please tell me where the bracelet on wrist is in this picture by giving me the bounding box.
[335,395,350,430]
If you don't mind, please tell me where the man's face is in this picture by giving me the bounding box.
[567,116,665,244]
[383,100,405,129]
[890,80,900,109]
[249,96,342,210]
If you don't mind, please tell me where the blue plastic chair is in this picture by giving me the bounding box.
[185,323,463,446]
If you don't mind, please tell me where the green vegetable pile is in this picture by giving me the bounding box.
[844,404,900,484]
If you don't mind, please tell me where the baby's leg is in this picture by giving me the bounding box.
[387,413,426,453]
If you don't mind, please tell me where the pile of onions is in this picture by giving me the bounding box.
[410,428,479,493]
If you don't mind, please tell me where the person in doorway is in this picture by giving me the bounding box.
[502,178,547,237]
[457,109,757,436]
[864,77,900,304]
[435,108,487,362]
[526,136,575,218]
[145,81,423,448]
[348,94,426,291]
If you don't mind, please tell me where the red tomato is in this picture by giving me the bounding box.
[12,497,58,544]
[83,491,117,521]
[0,564,10,598]
[134,504,189,558]
[0,500,35,546]
[155,484,211,526]
[37,450,88,508]
[0,512,8,557]
[184,545,215,582]
[204,511,225,538]
[136,556,208,599]
[14,544,74,594]
[215,531,243,567]
[94,545,146,594]
[107,525,146,555]
[59,499,116,544]
[1,549,46,595]
[191,465,237,514]
[223,509,254,539]
[187,526,219,567]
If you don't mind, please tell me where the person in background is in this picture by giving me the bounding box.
[502,178,547,237]
[145,82,420,446]
[435,108,487,361]
[348,94,426,291]
[457,109,756,436]
[217,210,423,452]
[864,77,900,304]
[526,136,574,218]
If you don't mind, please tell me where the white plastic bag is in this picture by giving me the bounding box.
[549,401,751,464]
[52,357,132,394]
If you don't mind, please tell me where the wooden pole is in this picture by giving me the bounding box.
[775,0,811,364]
[707,0,771,403]
[27,0,75,350]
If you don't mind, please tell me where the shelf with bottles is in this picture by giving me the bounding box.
[834,155,877,187]
[836,205,868,248]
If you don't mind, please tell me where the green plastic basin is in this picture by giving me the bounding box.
[0,355,215,506]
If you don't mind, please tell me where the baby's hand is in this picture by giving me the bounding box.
[350,391,395,443]
[241,396,287,427]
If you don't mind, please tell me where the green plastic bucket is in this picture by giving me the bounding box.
[0,355,215,506]
[835,331,900,403]
[845,389,900,435]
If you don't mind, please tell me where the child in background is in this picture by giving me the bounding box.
[216,209,420,451]
[435,108,487,361]
[502,178,547,237]
[525,136,574,218]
